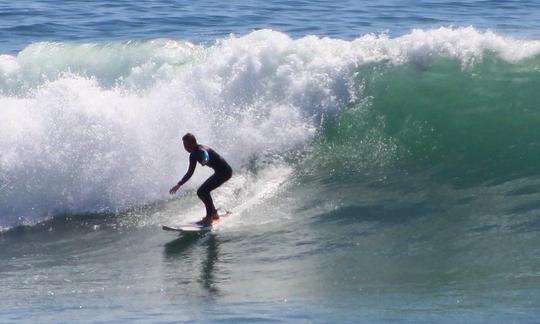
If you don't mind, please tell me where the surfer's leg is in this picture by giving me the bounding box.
[197,169,232,219]
[197,174,222,218]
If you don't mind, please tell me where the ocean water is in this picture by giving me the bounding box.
[2,0,540,322]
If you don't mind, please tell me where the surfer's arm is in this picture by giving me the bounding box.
[169,154,196,194]
[178,154,197,186]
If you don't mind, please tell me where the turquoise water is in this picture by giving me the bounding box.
[2,0,540,322]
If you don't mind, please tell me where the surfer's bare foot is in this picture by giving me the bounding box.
[196,212,220,226]
[196,217,213,227]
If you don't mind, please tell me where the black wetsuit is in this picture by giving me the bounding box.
[178,145,232,217]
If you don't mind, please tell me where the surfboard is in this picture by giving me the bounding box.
[162,211,231,233]
[162,224,210,232]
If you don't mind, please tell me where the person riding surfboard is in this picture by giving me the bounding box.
[169,133,233,227]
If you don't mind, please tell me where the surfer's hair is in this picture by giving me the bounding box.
[182,133,197,144]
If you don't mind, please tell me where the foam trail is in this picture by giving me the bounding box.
[1,27,540,228]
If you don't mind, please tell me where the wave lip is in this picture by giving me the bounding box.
[3,27,540,92]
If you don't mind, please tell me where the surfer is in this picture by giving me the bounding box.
[169,133,233,226]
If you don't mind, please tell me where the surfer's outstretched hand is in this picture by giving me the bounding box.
[169,184,181,194]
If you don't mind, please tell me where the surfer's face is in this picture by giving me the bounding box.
[183,139,196,153]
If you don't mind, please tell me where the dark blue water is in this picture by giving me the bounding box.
[2,0,540,53]
[2,0,540,322]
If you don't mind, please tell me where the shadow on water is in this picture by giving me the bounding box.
[200,234,219,293]
[163,233,205,257]
[163,233,221,295]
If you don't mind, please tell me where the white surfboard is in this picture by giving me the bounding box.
[162,224,210,232]
[162,211,231,233]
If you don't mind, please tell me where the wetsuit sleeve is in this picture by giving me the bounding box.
[177,153,197,186]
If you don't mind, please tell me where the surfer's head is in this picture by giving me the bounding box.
[182,133,198,152]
